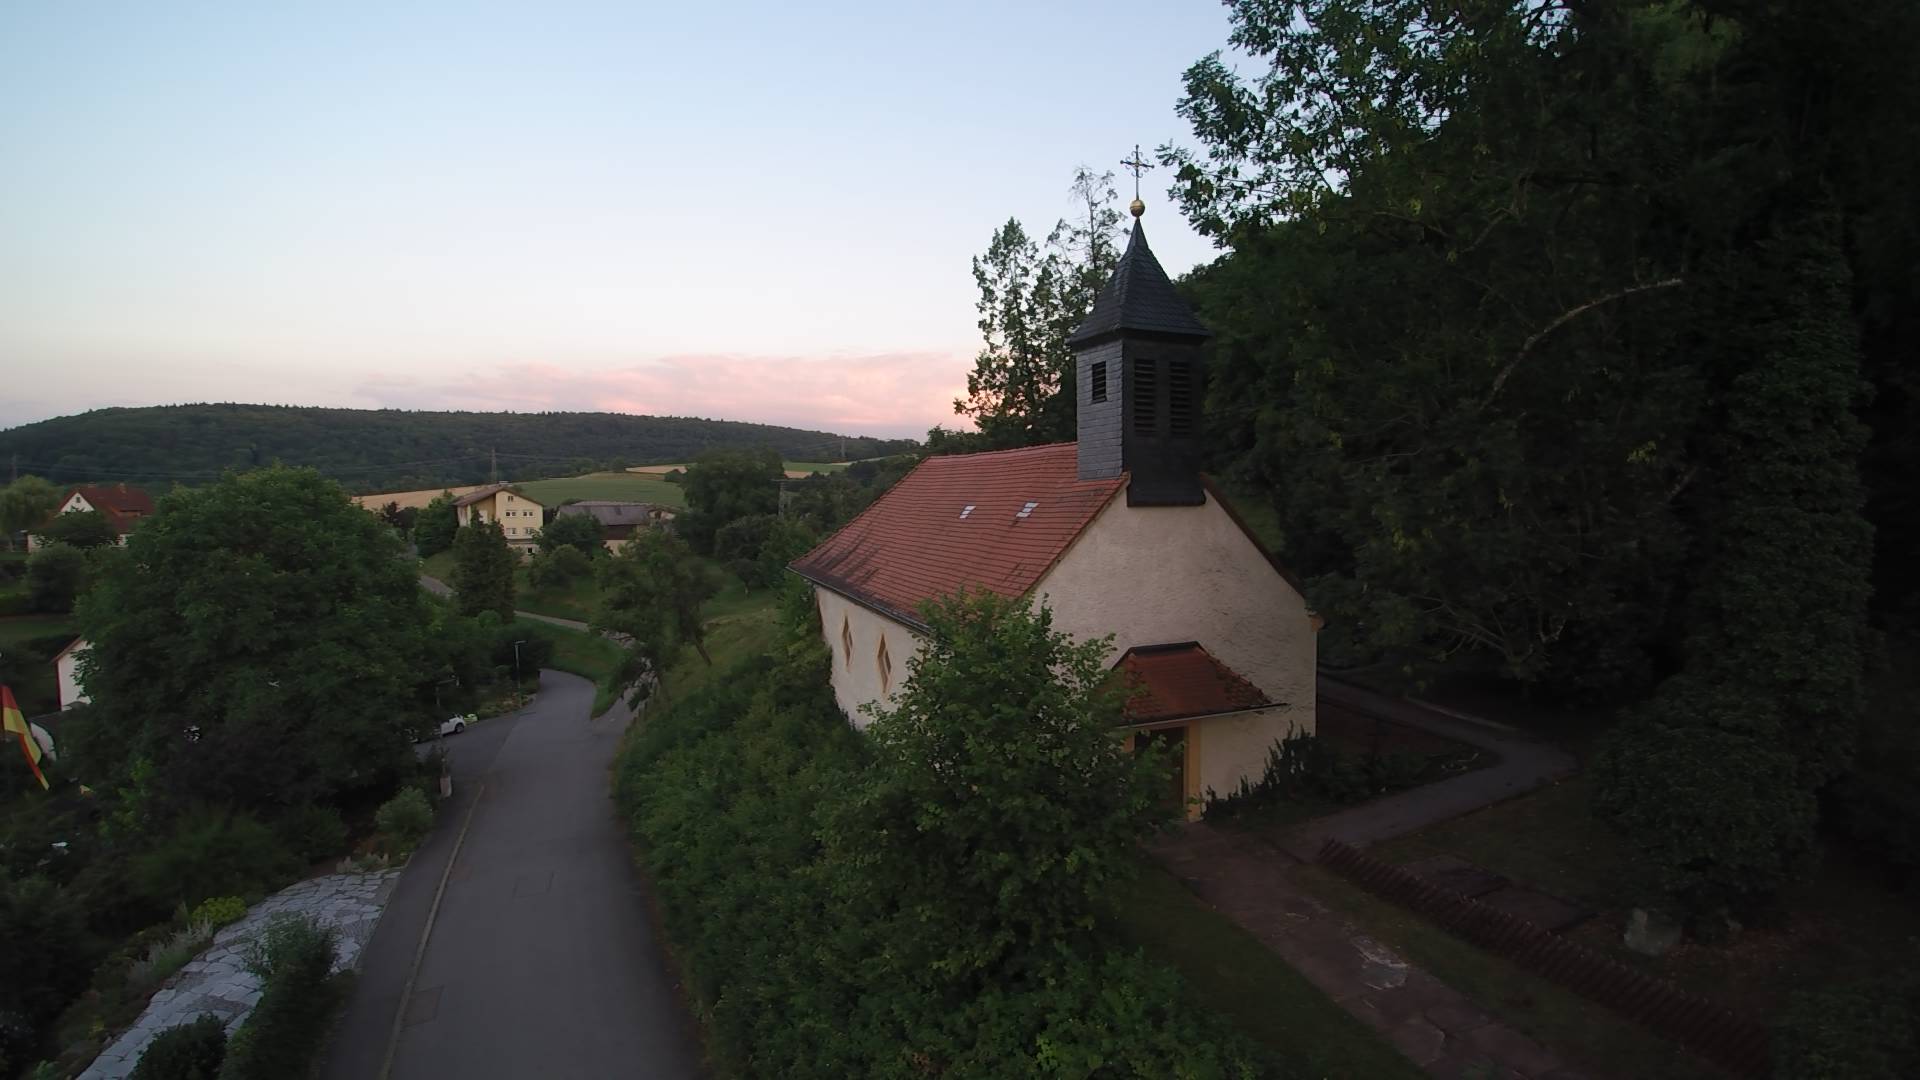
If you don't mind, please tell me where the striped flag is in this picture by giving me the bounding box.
[2,685,48,790]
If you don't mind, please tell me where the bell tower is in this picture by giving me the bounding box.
[1067,195,1211,505]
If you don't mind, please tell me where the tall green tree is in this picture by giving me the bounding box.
[955,169,1123,448]
[1596,208,1874,920]
[536,510,602,557]
[76,467,434,817]
[412,492,458,557]
[450,520,516,620]
[677,447,783,554]
[25,542,90,613]
[0,475,60,549]
[593,529,717,705]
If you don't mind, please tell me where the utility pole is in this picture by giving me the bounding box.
[490,447,498,484]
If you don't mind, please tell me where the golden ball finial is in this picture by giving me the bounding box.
[1129,197,1146,218]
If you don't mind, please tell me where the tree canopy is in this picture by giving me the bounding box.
[451,520,516,620]
[955,169,1123,448]
[0,403,919,494]
[1151,0,1912,915]
[74,466,435,817]
[676,447,784,554]
[0,476,60,549]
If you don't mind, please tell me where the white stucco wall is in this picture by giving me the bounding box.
[56,640,91,709]
[1033,492,1317,792]
[813,587,922,729]
[457,492,542,546]
[807,490,1317,802]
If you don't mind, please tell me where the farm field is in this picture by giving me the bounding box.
[514,472,686,507]
[350,483,489,512]
[627,460,849,479]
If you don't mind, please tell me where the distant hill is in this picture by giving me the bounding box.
[0,404,920,494]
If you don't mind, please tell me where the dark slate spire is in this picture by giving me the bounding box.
[1071,207,1212,506]
[1066,220,1211,347]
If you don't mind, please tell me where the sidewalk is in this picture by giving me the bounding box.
[1145,677,1590,1077]
[1150,825,1583,1078]
[1274,676,1577,860]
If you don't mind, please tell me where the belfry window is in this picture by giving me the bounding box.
[1090,360,1107,403]
[1132,356,1156,435]
[1168,359,1194,437]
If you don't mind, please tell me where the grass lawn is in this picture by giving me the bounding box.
[660,586,781,704]
[1109,861,1423,1078]
[0,613,80,714]
[1290,865,1724,1079]
[514,570,597,623]
[515,473,686,508]
[420,550,457,582]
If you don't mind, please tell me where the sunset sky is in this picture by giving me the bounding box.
[0,1,1233,438]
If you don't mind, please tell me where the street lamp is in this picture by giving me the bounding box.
[512,640,528,703]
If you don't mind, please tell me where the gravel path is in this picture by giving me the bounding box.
[81,869,402,1080]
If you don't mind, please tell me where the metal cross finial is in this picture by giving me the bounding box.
[1120,144,1154,199]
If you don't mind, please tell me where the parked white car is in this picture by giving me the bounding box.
[439,713,476,737]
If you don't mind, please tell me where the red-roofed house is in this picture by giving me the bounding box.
[26,484,155,551]
[791,216,1319,817]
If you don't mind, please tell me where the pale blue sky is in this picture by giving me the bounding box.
[0,1,1235,437]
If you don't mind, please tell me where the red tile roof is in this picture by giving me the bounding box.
[450,484,544,509]
[64,485,154,534]
[1116,643,1272,724]
[789,442,1126,627]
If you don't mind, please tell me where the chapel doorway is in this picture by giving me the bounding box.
[1135,726,1187,816]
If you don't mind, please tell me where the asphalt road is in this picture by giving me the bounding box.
[320,669,703,1080]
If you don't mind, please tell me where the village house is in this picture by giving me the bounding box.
[554,500,676,553]
[26,484,154,551]
[452,484,547,555]
[790,212,1320,817]
[54,637,91,710]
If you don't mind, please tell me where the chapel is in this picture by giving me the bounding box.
[790,202,1320,816]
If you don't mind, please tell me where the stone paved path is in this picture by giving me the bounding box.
[1150,825,1584,1079]
[1275,676,1578,860]
[81,870,402,1080]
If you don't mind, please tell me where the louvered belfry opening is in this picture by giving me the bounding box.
[1066,217,1211,505]
[1131,356,1157,435]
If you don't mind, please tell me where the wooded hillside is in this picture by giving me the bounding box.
[0,404,918,494]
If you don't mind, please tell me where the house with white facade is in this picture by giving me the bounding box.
[790,212,1320,817]
[55,637,91,709]
[26,484,154,551]
[452,484,547,556]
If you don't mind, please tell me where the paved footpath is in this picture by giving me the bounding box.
[82,870,402,1079]
[1275,676,1577,860]
[1150,675,1589,1078]
[320,669,702,1080]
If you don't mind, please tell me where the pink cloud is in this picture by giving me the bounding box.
[353,351,975,439]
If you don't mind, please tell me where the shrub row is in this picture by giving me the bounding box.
[614,642,1262,1078]
[215,915,339,1080]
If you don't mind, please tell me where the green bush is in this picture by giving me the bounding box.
[25,542,89,613]
[271,804,348,864]
[220,915,337,1080]
[0,877,90,1065]
[133,809,299,909]
[127,920,215,994]
[131,1014,227,1080]
[1772,976,1920,1079]
[374,788,434,854]
[189,896,248,929]
[614,599,1260,1078]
